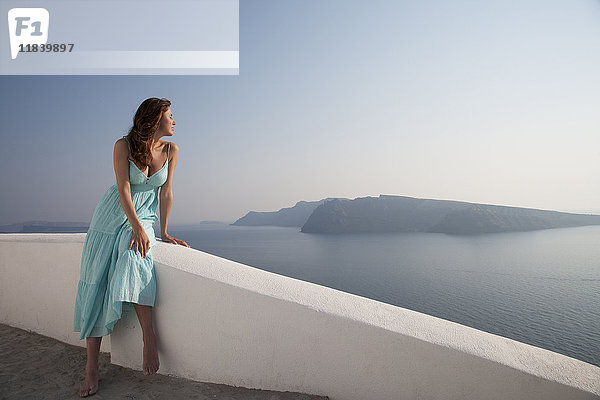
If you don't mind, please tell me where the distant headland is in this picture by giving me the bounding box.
[0,221,90,233]
[233,195,600,235]
[231,198,345,227]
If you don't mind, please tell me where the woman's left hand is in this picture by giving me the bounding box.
[161,234,190,247]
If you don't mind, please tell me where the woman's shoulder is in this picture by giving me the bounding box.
[162,140,179,154]
[114,137,129,154]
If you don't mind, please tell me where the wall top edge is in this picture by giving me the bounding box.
[0,233,87,243]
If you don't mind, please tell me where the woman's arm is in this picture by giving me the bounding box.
[114,138,150,257]
[159,142,189,247]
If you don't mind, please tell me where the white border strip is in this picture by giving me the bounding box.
[70,50,239,69]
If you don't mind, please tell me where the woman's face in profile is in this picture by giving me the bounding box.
[158,107,176,136]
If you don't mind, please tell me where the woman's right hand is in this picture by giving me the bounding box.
[129,226,150,258]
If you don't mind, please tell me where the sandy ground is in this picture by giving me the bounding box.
[0,324,329,400]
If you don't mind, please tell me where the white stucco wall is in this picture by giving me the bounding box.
[0,233,111,353]
[1,233,599,400]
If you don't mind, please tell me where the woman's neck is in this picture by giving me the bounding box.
[149,134,164,151]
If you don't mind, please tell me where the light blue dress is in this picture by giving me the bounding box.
[74,137,170,339]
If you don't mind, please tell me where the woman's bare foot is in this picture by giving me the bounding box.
[79,364,99,397]
[133,303,159,375]
[142,332,159,375]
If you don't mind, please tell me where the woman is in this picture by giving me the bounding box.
[74,97,189,397]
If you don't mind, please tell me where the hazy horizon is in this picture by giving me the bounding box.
[2,0,600,226]
[5,192,600,227]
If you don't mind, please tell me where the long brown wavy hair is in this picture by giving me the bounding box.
[124,97,171,168]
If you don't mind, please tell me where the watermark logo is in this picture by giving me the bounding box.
[7,8,49,60]
[2,1,238,75]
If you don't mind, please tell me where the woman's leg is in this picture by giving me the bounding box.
[79,336,102,397]
[133,303,160,375]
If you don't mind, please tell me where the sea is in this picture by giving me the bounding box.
[168,222,600,367]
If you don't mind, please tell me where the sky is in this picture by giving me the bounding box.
[1,0,600,226]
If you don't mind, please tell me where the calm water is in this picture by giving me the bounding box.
[169,223,600,367]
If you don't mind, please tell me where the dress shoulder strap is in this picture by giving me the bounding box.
[167,142,170,159]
